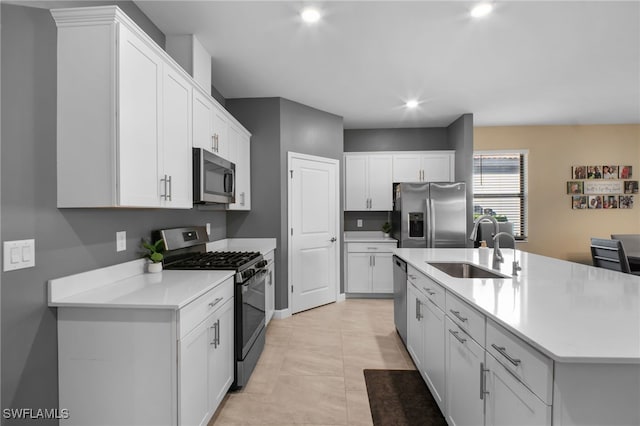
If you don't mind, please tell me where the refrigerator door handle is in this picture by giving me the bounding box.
[429,198,436,248]
[425,198,431,248]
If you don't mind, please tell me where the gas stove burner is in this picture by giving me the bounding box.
[166,251,261,270]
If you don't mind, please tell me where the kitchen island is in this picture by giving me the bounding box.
[393,248,640,426]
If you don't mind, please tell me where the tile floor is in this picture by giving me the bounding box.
[209,298,415,425]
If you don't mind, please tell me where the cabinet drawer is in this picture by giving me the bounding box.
[179,277,234,338]
[445,292,485,346]
[346,242,396,253]
[486,319,553,404]
[407,266,445,310]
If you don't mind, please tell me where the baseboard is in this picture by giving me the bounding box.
[272,308,291,320]
[337,293,346,302]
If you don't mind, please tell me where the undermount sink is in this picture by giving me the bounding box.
[427,262,510,279]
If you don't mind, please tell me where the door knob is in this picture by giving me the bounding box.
[330,237,337,242]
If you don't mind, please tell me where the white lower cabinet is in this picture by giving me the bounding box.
[484,353,552,426]
[421,297,446,412]
[57,277,235,426]
[264,250,275,325]
[445,316,485,426]
[345,242,396,294]
[407,283,426,371]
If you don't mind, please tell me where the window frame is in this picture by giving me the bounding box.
[472,149,529,241]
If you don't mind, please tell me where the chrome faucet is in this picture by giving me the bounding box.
[469,215,503,269]
[493,232,521,276]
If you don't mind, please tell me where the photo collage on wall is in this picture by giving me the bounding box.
[569,165,636,210]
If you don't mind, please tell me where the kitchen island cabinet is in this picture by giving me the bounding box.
[395,248,640,426]
[49,259,236,426]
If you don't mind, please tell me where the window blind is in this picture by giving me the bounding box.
[473,153,527,239]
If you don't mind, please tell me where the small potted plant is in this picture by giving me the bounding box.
[142,239,165,273]
[382,222,392,238]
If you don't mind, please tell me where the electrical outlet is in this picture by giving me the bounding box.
[357,219,363,228]
[116,231,126,252]
[206,223,211,235]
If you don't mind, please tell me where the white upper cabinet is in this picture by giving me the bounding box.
[344,154,392,211]
[393,151,455,183]
[53,6,250,209]
[227,124,251,211]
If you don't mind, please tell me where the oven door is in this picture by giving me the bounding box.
[238,268,266,360]
[193,148,235,204]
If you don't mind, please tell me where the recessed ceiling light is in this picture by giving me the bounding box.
[301,8,321,24]
[470,2,493,18]
[406,100,419,109]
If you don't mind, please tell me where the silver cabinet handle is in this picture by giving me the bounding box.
[423,287,436,296]
[449,309,468,322]
[208,297,224,308]
[366,247,379,250]
[449,329,467,344]
[416,298,423,320]
[216,319,220,346]
[491,344,521,366]
[211,135,215,151]
[240,192,245,206]
[161,174,168,200]
[210,322,218,347]
[167,175,172,201]
[480,362,490,400]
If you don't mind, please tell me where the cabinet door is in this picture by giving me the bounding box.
[344,155,368,210]
[162,66,193,208]
[227,127,251,211]
[209,299,235,413]
[193,90,215,151]
[117,25,162,207]
[265,261,275,325]
[406,284,425,371]
[371,252,394,293]
[445,317,485,426]
[422,299,446,412]
[422,153,454,182]
[212,105,229,159]
[368,155,393,210]
[392,154,422,182]
[484,353,551,426]
[179,314,213,426]
[346,253,372,293]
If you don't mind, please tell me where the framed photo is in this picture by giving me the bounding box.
[572,166,586,179]
[603,195,618,209]
[624,180,639,194]
[571,195,588,209]
[588,195,603,209]
[603,165,618,179]
[619,165,633,179]
[620,195,634,209]
[567,181,583,194]
[587,165,602,179]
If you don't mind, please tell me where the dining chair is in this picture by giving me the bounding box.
[590,238,640,275]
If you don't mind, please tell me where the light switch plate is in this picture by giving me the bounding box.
[206,223,211,235]
[4,239,35,271]
[357,219,363,228]
[116,231,126,252]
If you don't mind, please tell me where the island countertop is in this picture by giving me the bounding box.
[393,248,640,364]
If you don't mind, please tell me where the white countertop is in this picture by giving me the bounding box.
[49,259,234,309]
[344,231,397,243]
[206,238,277,254]
[393,248,640,364]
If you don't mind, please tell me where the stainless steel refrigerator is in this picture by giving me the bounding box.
[391,182,467,248]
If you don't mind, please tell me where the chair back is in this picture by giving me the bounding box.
[590,238,631,273]
[610,234,640,253]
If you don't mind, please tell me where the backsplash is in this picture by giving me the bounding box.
[344,211,391,232]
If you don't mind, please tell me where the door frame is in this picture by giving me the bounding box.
[287,151,341,314]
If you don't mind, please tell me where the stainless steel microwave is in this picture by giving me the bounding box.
[193,148,235,204]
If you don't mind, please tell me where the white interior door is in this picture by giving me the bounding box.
[288,152,339,314]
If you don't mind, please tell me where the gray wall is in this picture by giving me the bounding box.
[1,4,228,422]
[226,98,344,308]
[344,128,449,152]
[447,113,474,246]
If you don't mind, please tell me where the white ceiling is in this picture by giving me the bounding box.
[15,1,640,129]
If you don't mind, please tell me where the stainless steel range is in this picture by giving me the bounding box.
[158,226,267,389]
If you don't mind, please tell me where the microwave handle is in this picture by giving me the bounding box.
[224,170,235,194]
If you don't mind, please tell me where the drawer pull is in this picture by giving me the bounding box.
[423,287,436,296]
[491,343,522,366]
[449,329,467,344]
[449,309,468,322]
[367,247,379,250]
[480,362,490,400]
[208,297,224,308]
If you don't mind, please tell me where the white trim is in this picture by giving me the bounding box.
[287,151,341,315]
[337,293,346,302]
[343,149,455,156]
[272,308,291,320]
